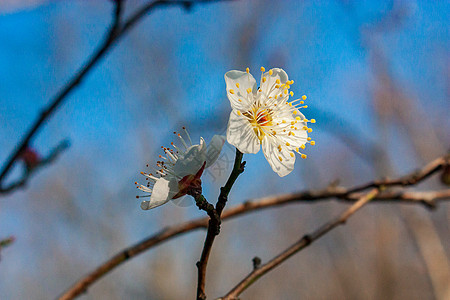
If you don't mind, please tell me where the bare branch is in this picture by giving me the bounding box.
[0,236,15,261]
[0,1,123,192]
[221,189,381,299]
[196,149,244,300]
[58,154,449,299]
[0,140,70,194]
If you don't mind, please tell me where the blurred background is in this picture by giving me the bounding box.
[0,0,449,299]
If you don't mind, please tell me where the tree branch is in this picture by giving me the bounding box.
[0,140,70,194]
[0,236,15,261]
[58,154,449,299]
[196,149,244,300]
[0,1,123,192]
[220,188,381,299]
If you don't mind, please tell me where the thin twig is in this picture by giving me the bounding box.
[0,1,123,191]
[0,0,222,194]
[221,188,381,299]
[0,236,15,261]
[58,154,449,299]
[196,149,244,300]
[0,140,70,194]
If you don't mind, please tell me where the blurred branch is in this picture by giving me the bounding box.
[0,236,15,261]
[196,149,244,300]
[0,0,224,195]
[58,154,449,299]
[221,188,380,299]
[0,140,70,195]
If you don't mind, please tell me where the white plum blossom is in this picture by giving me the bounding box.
[136,129,225,210]
[225,67,315,177]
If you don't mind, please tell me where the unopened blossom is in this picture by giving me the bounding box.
[225,67,315,177]
[136,128,225,210]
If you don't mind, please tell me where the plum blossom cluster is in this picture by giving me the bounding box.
[136,128,225,210]
[136,66,315,210]
[225,67,315,177]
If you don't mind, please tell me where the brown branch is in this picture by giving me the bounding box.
[0,0,223,194]
[0,236,15,261]
[58,154,449,299]
[196,149,244,300]
[0,1,123,192]
[0,140,70,195]
[221,188,381,299]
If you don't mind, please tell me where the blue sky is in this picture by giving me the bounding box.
[0,0,448,298]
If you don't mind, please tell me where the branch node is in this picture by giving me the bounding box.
[239,161,246,173]
[252,256,261,270]
[302,234,312,245]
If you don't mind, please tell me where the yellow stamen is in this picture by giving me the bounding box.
[310,141,316,146]
[310,119,316,123]
[276,79,280,84]
[246,67,249,73]
[229,89,235,94]
[301,154,307,159]
[307,128,313,133]
[278,156,283,161]
[269,69,273,75]
[286,142,290,146]
[262,77,266,83]
[300,144,305,149]
[290,91,294,96]
[302,95,307,100]
[247,88,252,93]
[260,67,265,72]
[307,137,311,141]
[236,83,240,88]
[290,152,294,157]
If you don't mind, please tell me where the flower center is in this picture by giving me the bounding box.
[243,106,273,142]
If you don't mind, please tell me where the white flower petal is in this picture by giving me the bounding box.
[260,68,289,99]
[261,137,295,177]
[225,70,257,110]
[140,178,171,210]
[273,117,308,148]
[205,135,226,168]
[227,110,260,154]
[173,138,207,177]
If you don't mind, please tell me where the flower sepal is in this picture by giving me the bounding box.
[173,161,206,199]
